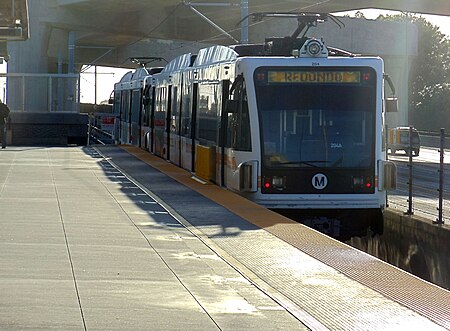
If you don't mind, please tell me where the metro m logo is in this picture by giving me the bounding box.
[312,173,328,190]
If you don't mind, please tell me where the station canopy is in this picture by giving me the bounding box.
[55,0,450,47]
[40,0,450,66]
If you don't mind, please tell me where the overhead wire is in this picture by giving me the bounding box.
[126,2,183,49]
[82,2,184,71]
[84,0,336,70]
[170,0,336,48]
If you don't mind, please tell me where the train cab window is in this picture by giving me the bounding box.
[255,67,376,169]
[227,77,251,151]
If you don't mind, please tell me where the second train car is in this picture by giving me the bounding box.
[112,66,163,147]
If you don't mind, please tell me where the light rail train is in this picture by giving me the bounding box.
[111,14,397,239]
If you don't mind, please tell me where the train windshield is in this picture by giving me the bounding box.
[254,67,376,169]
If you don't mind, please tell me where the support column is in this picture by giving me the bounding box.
[67,31,76,112]
[7,0,50,111]
[241,0,248,44]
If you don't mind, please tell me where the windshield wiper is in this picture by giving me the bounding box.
[275,160,330,167]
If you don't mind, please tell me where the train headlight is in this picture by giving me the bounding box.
[352,176,373,189]
[272,176,286,189]
[263,176,286,190]
[352,176,363,188]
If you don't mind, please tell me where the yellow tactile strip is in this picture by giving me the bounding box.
[120,145,450,329]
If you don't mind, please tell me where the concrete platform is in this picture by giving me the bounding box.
[0,146,307,330]
[0,145,448,331]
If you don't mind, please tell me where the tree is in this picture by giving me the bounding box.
[354,11,366,19]
[378,13,450,131]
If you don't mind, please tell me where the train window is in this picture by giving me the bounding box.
[142,86,153,127]
[131,89,140,124]
[255,67,376,168]
[227,78,251,151]
[154,87,166,129]
[114,92,121,116]
[196,83,220,144]
[170,86,179,134]
[120,91,130,122]
[181,81,192,137]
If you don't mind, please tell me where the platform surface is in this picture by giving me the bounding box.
[0,145,448,330]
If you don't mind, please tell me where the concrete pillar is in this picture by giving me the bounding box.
[241,0,249,44]
[6,1,51,111]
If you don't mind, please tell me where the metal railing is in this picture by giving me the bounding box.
[0,73,80,112]
[417,130,450,150]
[388,127,447,225]
[87,113,115,145]
[436,129,445,225]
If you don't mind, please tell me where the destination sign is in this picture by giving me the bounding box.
[267,71,361,84]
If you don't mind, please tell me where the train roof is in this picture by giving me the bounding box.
[130,68,149,80]
[187,38,357,69]
[118,71,133,83]
[162,53,197,73]
[193,45,238,66]
[147,67,164,75]
[117,67,163,83]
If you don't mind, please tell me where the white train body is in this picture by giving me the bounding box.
[113,39,397,237]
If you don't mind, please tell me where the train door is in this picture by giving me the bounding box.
[130,89,141,146]
[176,79,185,167]
[113,90,121,143]
[120,90,130,144]
[149,87,156,153]
[224,75,252,191]
[219,80,230,187]
[191,83,198,172]
[127,90,133,144]
[177,85,183,166]
[142,84,151,150]
[138,87,146,148]
[180,75,194,171]
[165,86,172,160]
[169,85,181,165]
[153,87,166,157]
[194,81,222,183]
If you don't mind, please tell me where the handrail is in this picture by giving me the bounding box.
[418,130,450,138]
[388,129,447,224]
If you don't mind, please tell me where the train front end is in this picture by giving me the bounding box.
[237,40,396,238]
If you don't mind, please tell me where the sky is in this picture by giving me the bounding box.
[79,66,131,104]
[1,9,449,104]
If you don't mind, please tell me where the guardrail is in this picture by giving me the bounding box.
[417,130,450,150]
[1,73,80,112]
[87,113,115,145]
[388,127,447,225]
